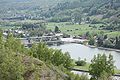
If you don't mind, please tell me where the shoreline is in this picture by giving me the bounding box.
[87,45,120,53]
[60,38,120,53]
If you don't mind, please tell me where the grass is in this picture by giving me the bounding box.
[105,31,120,38]
[0,26,15,30]
[47,22,107,35]
[47,22,120,37]
[1,20,119,38]
[74,64,120,74]
[74,63,90,71]
[0,20,45,29]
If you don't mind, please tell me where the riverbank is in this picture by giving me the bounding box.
[71,69,120,79]
[74,65,120,74]
[60,38,120,53]
[87,45,120,53]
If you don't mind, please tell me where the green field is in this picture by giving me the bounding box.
[0,20,45,30]
[1,21,120,38]
[47,22,120,37]
[74,64,90,71]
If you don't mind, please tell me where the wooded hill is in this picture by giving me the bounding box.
[0,0,120,30]
[0,0,67,18]
[48,0,120,30]
[0,0,120,19]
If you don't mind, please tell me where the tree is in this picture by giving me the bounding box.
[85,31,91,38]
[72,11,82,24]
[88,37,95,45]
[103,39,114,48]
[36,43,48,61]
[51,50,64,66]
[30,42,73,68]
[5,33,24,53]
[97,37,103,47]
[89,54,115,80]
[0,50,24,80]
[29,44,38,57]
[54,26,60,33]
[104,35,108,40]
[115,37,120,49]
[86,17,90,22]
[75,57,86,66]
[63,52,73,68]
[0,33,24,80]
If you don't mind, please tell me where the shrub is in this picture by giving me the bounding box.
[75,60,86,66]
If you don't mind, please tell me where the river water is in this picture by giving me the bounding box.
[50,43,120,69]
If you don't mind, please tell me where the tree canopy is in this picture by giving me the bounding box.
[89,54,115,80]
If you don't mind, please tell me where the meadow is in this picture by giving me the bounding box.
[0,20,120,38]
[47,22,120,37]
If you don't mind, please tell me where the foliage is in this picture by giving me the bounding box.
[30,42,73,69]
[75,58,86,66]
[80,74,89,80]
[22,22,46,37]
[0,32,25,80]
[54,26,60,33]
[115,36,120,49]
[97,35,120,49]
[5,34,26,54]
[89,54,115,80]
[103,39,114,48]
[0,0,119,34]
[88,37,95,45]
[67,72,89,80]
[0,30,75,80]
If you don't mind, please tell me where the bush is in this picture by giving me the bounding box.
[75,60,86,66]
[88,37,95,45]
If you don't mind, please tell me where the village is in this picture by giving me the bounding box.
[2,27,88,48]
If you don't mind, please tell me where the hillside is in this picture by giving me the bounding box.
[0,0,69,18]
[47,0,120,30]
[49,0,120,19]
[0,0,119,31]
[0,33,75,80]
[22,55,68,80]
[0,0,120,20]
[0,0,68,18]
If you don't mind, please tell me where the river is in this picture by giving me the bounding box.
[50,43,120,69]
